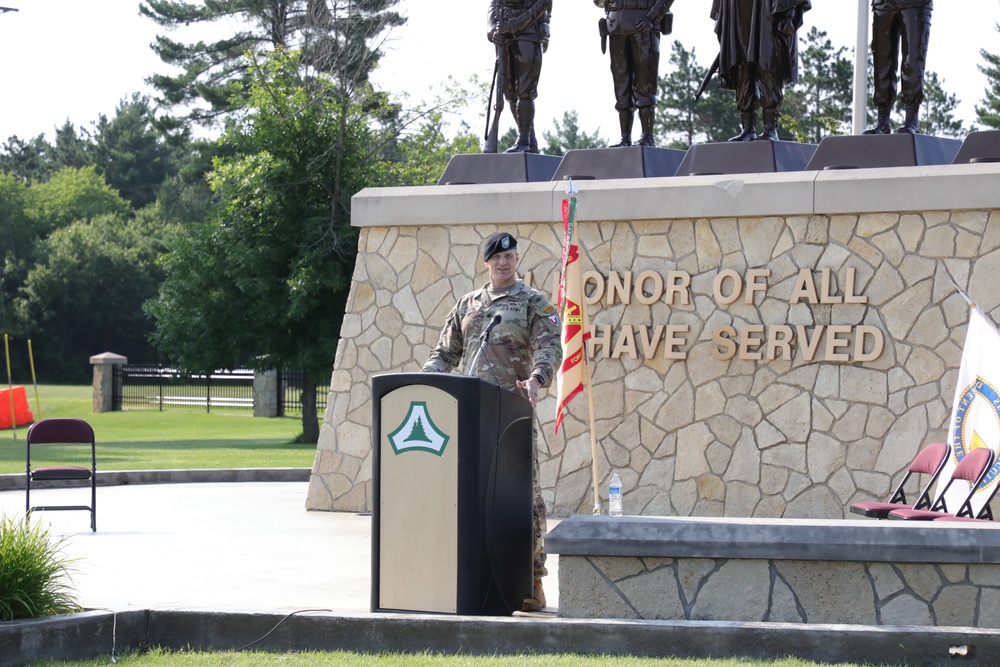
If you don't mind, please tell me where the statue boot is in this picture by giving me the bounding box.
[863,105,892,135]
[895,104,921,134]
[505,99,536,153]
[728,112,757,142]
[755,108,780,141]
[609,110,633,148]
[638,107,656,147]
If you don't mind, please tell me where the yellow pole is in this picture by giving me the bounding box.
[4,334,16,439]
[27,339,40,419]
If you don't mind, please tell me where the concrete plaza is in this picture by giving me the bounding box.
[0,479,558,613]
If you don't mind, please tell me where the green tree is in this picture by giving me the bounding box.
[0,173,36,334]
[16,212,168,382]
[90,94,176,209]
[50,121,93,171]
[782,27,853,142]
[148,50,392,442]
[542,111,606,156]
[0,135,52,185]
[2,166,134,379]
[655,41,734,148]
[25,166,131,235]
[977,17,1000,129]
[378,79,482,185]
[140,0,404,131]
[910,71,972,137]
[388,116,479,186]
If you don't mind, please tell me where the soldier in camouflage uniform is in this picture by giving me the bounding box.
[422,231,562,612]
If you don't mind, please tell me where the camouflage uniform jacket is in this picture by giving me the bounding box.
[422,280,562,397]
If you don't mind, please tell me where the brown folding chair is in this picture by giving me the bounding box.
[26,418,97,532]
[849,442,949,519]
[888,447,995,521]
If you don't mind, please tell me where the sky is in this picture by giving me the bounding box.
[0,1,998,144]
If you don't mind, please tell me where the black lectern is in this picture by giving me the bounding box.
[371,373,533,615]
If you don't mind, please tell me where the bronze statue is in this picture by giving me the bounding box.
[596,0,674,148]
[710,0,811,142]
[486,0,552,154]
[864,0,932,135]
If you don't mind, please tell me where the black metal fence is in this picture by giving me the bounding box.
[277,370,328,416]
[111,365,327,415]
[112,365,255,412]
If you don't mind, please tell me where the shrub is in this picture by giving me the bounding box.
[0,514,81,620]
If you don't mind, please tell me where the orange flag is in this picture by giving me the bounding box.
[555,191,590,434]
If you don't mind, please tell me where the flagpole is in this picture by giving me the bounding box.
[556,178,603,514]
[853,0,869,135]
[582,309,602,514]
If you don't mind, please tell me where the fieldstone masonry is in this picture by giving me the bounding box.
[306,165,1000,520]
[546,515,1000,627]
[559,555,1000,626]
[90,351,127,413]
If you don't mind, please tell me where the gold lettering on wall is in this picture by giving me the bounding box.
[612,325,637,359]
[548,266,885,364]
[666,272,690,305]
[790,269,819,304]
[712,326,738,360]
[714,269,743,305]
[766,325,793,361]
[635,270,664,305]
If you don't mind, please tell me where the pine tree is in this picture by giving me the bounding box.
[782,27,854,143]
[90,95,177,209]
[50,121,93,171]
[542,111,606,156]
[977,25,1000,129]
[655,41,733,148]
[140,0,405,132]
[910,71,971,137]
[0,135,52,185]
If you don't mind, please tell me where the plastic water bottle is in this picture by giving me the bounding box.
[609,473,623,517]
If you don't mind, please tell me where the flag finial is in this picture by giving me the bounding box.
[949,278,976,310]
[564,176,578,197]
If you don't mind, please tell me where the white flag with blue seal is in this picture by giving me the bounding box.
[939,305,1000,517]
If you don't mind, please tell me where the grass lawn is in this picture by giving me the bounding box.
[26,649,870,667]
[0,385,314,474]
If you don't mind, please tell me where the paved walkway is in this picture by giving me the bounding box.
[0,481,558,613]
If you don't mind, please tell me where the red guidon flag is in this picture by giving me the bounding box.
[555,194,590,434]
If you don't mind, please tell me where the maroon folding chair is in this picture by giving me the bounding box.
[888,447,995,521]
[26,418,97,532]
[849,442,949,519]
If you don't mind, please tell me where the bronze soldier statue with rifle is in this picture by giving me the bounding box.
[596,0,674,148]
[484,0,552,154]
[706,0,811,142]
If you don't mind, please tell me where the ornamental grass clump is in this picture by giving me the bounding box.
[0,514,81,620]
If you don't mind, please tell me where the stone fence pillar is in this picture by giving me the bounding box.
[254,369,279,417]
[90,352,127,413]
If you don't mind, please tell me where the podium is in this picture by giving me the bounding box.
[371,373,534,615]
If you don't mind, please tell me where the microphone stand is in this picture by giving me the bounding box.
[468,332,491,376]
[468,315,501,375]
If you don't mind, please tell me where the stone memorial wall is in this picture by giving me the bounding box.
[306,164,1000,520]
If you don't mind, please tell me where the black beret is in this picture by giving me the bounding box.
[483,232,517,261]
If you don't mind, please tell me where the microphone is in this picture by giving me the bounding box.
[479,313,503,341]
